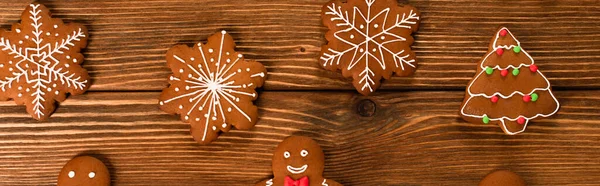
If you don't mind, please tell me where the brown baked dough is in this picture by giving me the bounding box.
[460,27,559,135]
[57,156,110,186]
[256,136,343,186]
[159,30,267,145]
[320,0,421,95]
[479,170,526,186]
[0,3,89,121]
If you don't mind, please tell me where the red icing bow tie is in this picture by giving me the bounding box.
[285,176,309,186]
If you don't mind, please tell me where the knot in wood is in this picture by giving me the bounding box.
[356,99,376,117]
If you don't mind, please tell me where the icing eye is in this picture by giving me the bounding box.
[68,171,75,178]
[301,150,308,157]
[284,151,290,158]
[88,172,96,178]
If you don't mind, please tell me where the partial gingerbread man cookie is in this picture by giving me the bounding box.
[479,170,526,186]
[460,27,560,135]
[320,0,421,95]
[0,3,89,121]
[57,156,110,186]
[256,136,342,186]
[159,30,267,145]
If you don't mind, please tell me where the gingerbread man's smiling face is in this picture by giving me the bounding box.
[57,156,110,186]
[272,136,325,180]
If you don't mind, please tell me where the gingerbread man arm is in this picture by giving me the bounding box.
[255,179,272,186]
[323,179,343,186]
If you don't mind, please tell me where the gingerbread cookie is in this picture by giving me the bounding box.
[57,156,110,186]
[159,30,267,145]
[479,170,526,186]
[0,3,90,121]
[460,27,559,135]
[256,136,342,186]
[320,0,421,95]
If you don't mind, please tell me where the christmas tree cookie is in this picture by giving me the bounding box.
[460,27,560,135]
[159,30,267,145]
[256,136,342,186]
[0,3,90,120]
[320,0,421,95]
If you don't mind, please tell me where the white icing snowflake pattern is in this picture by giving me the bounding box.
[321,0,420,94]
[159,30,266,144]
[0,4,89,120]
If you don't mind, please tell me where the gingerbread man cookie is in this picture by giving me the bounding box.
[460,27,559,135]
[159,30,267,145]
[479,170,526,186]
[320,0,421,95]
[57,156,110,186]
[256,136,342,186]
[0,3,90,121]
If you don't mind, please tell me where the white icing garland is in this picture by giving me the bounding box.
[320,0,419,93]
[460,27,560,135]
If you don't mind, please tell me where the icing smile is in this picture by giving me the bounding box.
[286,165,308,174]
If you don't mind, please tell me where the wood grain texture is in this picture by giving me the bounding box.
[0,0,597,91]
[0,91,599,186]
[0,0,599,186]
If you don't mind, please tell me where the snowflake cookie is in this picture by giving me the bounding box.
[320,0,421,95]
[159,30,267,145]
[460,27,560,135]
[0,3,90,121]
[256,136,343,186]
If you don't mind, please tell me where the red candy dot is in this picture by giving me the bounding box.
[491,96,499,103]
[529,64,538,72]
[500,29,508,36]
[523,95,531,102]
[500,69,509,77]
[517,117,526,125]
[496,48,504,56]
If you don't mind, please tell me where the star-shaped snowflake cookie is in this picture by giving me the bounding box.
[159,30,267,145]
[0,3,89,121]
[320,0,421,95]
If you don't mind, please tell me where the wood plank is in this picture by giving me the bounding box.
[0,0,598,91]
[0,91,598,185]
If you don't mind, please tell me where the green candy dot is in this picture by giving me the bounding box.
[483,116,490,124]
[531,93,539,102]
[513,46,522,53]
[485,67,494,75]
[512,68,520,76]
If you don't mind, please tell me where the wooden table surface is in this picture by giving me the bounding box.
[0,0,599,185]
